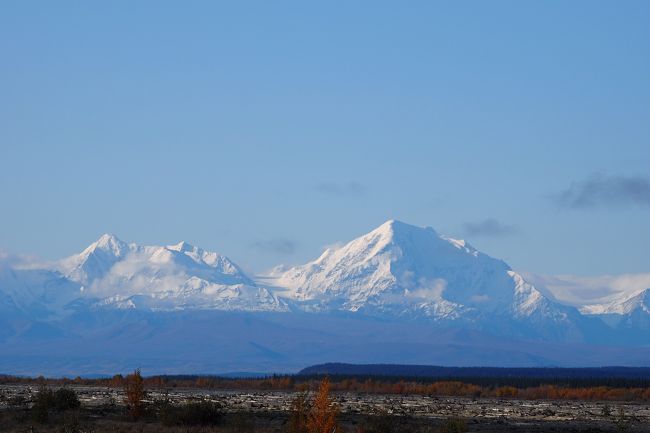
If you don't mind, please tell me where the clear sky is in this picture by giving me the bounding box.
[1,1,649,276]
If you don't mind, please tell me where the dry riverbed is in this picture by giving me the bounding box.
[1,384,649,432]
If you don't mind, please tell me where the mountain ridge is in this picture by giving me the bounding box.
[1,220,646,333]
[0,220,648,374]
[265,220,592,342]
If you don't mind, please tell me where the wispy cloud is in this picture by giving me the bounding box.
[406,278,447,301]
[249,239,297,255]
[523,272,650,307]
[0,249,44,269]
[391,272,447,303]
[555,173,650,209]
[462,218,518,238]
[89,253,188,297]
[315,181,366,197]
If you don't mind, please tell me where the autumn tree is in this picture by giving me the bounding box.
[110,374,124,388]
[307,377,339,433]
[124,369,146,420]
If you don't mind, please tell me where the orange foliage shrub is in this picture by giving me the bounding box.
[3,372,649,403]
[307,377,339,433]
[124,369,145,420]
[495,386,518,398]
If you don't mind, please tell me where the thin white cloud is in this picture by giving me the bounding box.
[0,249,46,270]
[87,251,188,297]
[523,272,650,307]
[401,273,447,301]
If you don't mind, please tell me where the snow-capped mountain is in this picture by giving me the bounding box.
[581,288,650,316]
[269,220,535,315]
[1,220,648,374]
[524,273,650,334]
[0,265,81,319]
[1,234,287,313]
[0,222,627,336]
[58,234,255,288]
[265,220,586,340]
[579,288,650,332]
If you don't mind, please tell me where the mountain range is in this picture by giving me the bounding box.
[1,220,648,375]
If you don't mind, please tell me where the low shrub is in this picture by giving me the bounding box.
[362,409,399,433]
[54,388,81,411]
[31,386,80,423]
[287,391,310,433]
[158,400,222,426]
[438,418,467,433]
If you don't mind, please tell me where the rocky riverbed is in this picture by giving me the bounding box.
[1,384,649,432]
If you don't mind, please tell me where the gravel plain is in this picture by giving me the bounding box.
[2,384,650,432]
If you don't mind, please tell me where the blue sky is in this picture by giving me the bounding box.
[1,1,649,276]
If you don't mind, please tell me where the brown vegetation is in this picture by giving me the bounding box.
[0,382,645,433]
[306,377,339,433]
[288,377,340,433]
[287,390,311,433]
[123,368,146,420]
[2,373,650,402]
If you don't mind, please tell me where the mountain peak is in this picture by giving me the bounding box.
[582,287,650,315]
[271,219,560,324]
[57,234,130,285]
[96,233,121,244]
[370,219,439,241]
[365,220,476,256]
[375,219,424,232]
[168,240,195,253]
[87,234,128,257]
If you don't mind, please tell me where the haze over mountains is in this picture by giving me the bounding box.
[1,220,648,375]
